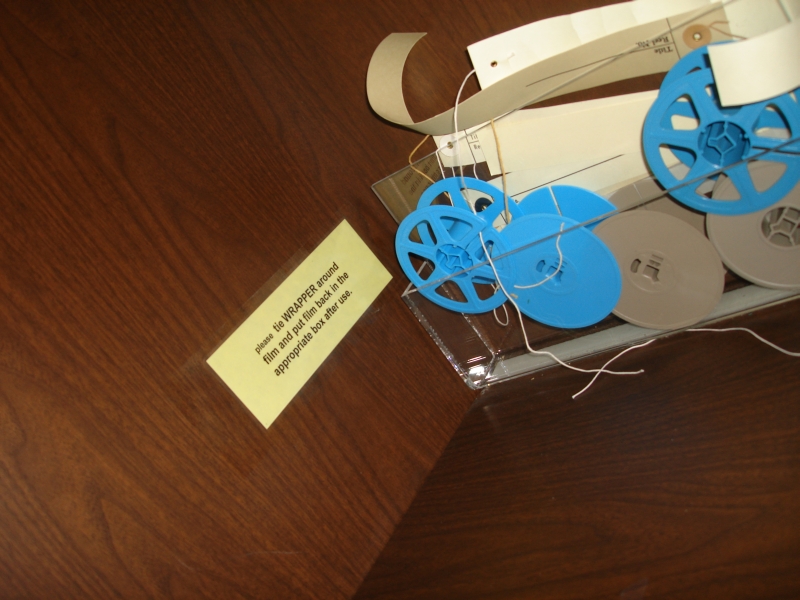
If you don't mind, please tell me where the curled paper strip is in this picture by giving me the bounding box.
[709,20,800,106]
[365,32,427,128]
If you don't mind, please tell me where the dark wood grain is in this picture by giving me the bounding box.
[5,1,796,598]
[0,0,556,597]
[355,299,800,599]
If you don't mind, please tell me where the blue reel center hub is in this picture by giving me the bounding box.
[700,121,749,167]
[436,244,473,275]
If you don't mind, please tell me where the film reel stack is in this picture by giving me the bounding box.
[396,45,800,334]
[396,178,623,328]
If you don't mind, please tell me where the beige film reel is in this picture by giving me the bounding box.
[594,211,725,329]
[707,162,800,290]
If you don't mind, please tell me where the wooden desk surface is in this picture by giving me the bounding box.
[356,299,800,599]
[2,0,797,598]
[0,0,535,597]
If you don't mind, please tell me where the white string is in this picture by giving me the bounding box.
[492,299,509,326]
[688,327,800,356]
[513,222,565,289]
[454,69,505,333]
[449,69,648,394]
[548,186,562,216]
[489,119,511,224]
[571,340,656,398]
[514,186,564,289]
[573,326,800,397]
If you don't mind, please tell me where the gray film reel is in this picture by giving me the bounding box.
[707,162,800,290]
[594,211,725,330]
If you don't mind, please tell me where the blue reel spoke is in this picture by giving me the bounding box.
[772,93,800,122]
[684,154,716,182]
[418,177,464,209]
[669,99,698,120]
[427,263,453,286]
[438,179,471,209]
[417,176,520,230]
[734,103,764,131]
[471,264,496,280]
[687,83,719,124]
[455,279,481,305]
[657,127,700,151]
[660,44,715,91]
[757,94,800,153]
[426,211,459,246]
[726,163,759,205]
[404,237,438,261]
[644,59,800,216]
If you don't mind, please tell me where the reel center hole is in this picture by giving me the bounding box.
[762,207,800,248]
[474,196,493,212]
[631,255,664,283]
[536,259,564,285]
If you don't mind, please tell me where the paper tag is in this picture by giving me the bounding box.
[433,131,487,167]
[207,220,392,429]
[365,4,731,135]
[467,0,715,89]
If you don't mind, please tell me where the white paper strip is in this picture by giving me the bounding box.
[468,0,715,89]
[723,0,799,39]
[709,19,800,106]
[475,91,659,176]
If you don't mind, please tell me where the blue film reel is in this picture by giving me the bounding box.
[643,67,800,215]
[660,45,797,160]
[396,205,514,313]
[518,185,616,229]
[500,214,621,328]
[417,177,522,241]
[663,97,797,167]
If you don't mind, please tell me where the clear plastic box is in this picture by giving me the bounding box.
[373,156,800,389]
